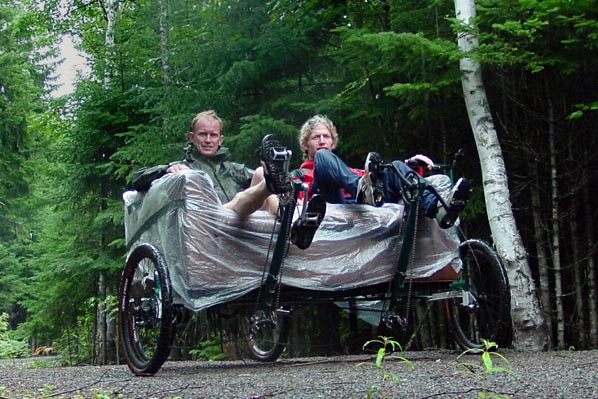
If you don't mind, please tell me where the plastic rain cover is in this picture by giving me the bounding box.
[123,170,461,311]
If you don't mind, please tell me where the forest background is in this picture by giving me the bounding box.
[1,0,597,365]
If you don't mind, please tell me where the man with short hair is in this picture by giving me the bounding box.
[131,110,308,220]
[132,110,254,203]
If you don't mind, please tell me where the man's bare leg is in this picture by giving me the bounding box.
[252,167,279,214]
[223,180,271,216]
[225,135,291,216]
[223,167,279,216]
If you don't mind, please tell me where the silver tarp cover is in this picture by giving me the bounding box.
[123,170,461,311]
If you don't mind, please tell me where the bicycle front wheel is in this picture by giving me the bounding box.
[118,243,175,375]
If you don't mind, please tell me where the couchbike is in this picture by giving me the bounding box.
[117,150,513,376]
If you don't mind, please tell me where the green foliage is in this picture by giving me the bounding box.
[0,313,29,359]
[477,392,513,399]
[188,339,228,361]
[358,336,413,399]
[0,313,7,341]
[1,0,597,364]
[568,101,598,120]
[456,339,514,375]
[460,185,487,222]
[475,0,598,74]
[53,298,102,366]
[0,339,29,360]
[456,340,515,399]
[227,115,300,167]
[0,1,49,243]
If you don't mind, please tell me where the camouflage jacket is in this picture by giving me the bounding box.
[131,144,253,203]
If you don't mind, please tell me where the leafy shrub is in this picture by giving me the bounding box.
[0,313,29,359]
[189,338,228,361]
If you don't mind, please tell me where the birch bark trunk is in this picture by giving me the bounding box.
[454,0,545,350]
[160,0,171,86]
[103,0,120,89]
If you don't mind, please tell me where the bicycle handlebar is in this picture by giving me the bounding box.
[405,148,465,183]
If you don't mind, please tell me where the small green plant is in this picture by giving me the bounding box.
[477,392,512,399]
[89,389,125,399]
[456,339,513,375]
[358,336,413,399]
[39,384,57,397]
[456,339,515,399]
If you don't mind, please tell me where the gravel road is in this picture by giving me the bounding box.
[1,350,596,398]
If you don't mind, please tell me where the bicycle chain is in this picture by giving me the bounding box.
[384,195,420,330]
[403,195,420,326]
[254,187,296,314]
[274,192,296,310]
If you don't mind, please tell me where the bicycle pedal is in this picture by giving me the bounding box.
[302,213,321,226]
[382,314,409,331]
[372,188,384,203]
[275,308,292,316]
[270,147,291,161]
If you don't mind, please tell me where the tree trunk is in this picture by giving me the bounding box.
[583,186,598,348]
[103,0,120,88]
[160,0,171,86]
[530,160,553,349]
[569,202,584,348]
[547,101,565,349]
[454,0,545,350]
[567,139,584,349]
[97,0,121,365]
[96,273,107,365]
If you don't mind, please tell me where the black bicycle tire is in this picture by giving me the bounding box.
[118,243,175,375]
[446,239,513,350]
[242,312,289,362]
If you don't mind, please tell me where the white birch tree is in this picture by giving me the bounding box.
[103,0,120,89]
[160,0,171,87]
[453,0,546,350]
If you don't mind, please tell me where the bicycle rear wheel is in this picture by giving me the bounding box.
[242,310,289,362]
[118,243,175,375]
[446,239,513,350]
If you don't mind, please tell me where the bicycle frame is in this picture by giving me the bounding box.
[119,150,513,375]
[256,162,453,320]
[249,179,306,315]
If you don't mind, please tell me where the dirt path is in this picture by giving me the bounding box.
[1,350,596,398]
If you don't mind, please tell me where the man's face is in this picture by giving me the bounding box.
[188,118,224,157]
[303,124,335,160]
